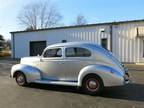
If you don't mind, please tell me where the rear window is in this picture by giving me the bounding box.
[66,47,91,57]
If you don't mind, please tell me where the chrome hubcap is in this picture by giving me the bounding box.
[86,78,99,92]
[89,80,97,89]
[17,74,25,84]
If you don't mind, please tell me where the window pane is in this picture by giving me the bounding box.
[66,47,91,57]
[44,48,62,57]
[65,48,75,57]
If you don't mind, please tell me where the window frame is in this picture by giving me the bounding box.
[42,47,63,60]
[65,47,92,58]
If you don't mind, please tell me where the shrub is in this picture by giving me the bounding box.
[0,51,11,57]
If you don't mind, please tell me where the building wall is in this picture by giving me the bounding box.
[11,21,144,63]
[12,25,111,58]
[112,22,144,63]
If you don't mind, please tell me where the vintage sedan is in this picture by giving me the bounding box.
[11,42,129,95]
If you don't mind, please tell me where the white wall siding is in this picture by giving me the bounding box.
[12,21,144,63]
[112,22,144,63]
[12,26,111,58]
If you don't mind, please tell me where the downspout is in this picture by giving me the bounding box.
[11,33,15,59]
[110,25,113,52]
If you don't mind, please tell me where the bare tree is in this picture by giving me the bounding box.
[6,39,11,49]
[74,14,87,25]
[18,0,62,30]
[0,35,4,41]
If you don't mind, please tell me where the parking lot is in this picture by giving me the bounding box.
[0,59,144,108]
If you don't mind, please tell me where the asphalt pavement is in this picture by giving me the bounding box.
[0,59,144,108]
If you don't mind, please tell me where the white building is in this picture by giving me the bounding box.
[11,19,144,63]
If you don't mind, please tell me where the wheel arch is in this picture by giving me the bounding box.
[77,64,118,87]
[11,64,41,83]
[13,70,24,78]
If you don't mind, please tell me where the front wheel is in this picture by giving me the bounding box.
[82,75,104,95]
[15,72,27,86]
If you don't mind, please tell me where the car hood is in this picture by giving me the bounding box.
[20,56,40,64]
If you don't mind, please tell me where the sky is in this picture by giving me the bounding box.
[0,0,144,39]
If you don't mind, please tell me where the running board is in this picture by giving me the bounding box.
[34,79,78,86]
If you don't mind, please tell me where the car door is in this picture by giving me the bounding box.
[39,47,66,81]
[63,47,92,81]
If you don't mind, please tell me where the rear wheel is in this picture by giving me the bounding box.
[82,74,104,95]
[15,72,27,86]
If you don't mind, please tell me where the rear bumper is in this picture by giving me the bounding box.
[125,78,130,84]
[123,70,130,85]
[124,79,130,85]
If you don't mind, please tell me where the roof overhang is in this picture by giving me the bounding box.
[10,19,144,34]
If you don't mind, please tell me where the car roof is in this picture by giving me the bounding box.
[46,42,99,49]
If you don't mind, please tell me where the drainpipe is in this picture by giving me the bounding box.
[11,33,15,59]
[110,25,113,52]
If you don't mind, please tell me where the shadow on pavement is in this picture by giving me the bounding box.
[27,83,80,93]
[101,83,144,102]
[26,83,144,102]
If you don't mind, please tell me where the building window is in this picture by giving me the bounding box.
[65,47,91,57]
[101,38,108,49]
[62,40,67,43]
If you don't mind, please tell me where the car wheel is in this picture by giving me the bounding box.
[82,75,104,95]
[15,72,27,86]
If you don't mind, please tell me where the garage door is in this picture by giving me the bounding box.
[30,41,46,56]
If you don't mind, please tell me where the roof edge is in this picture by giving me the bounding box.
[10,19,144,34]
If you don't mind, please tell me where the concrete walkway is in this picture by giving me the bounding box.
[124,64,144,71]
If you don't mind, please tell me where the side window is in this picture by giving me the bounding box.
[66,47,91,57]
[43,48,62,58]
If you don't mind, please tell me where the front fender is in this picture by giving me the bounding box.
[11,64,41,83]
[78,65,124,87]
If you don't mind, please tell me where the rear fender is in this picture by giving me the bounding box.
[78,65,124,87]
[11,64,41,83]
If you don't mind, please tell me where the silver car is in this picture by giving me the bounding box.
[11,42,129,95]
